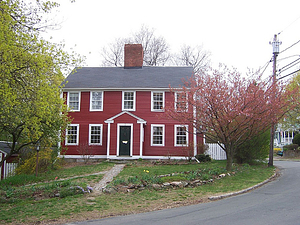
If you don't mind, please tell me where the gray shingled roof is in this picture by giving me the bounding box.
[0,142,11,154]
[63,66,193,89]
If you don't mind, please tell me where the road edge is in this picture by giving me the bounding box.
[208,167,279,201]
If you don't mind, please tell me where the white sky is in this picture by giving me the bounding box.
[44,0,300,79]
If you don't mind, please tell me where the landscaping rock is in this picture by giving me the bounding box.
[152,184,161,190]
[102,187,118,194]
[171,181,183,188]
[163,182,171,187]
[181,181,189,187]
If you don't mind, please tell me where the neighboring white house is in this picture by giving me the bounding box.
[0,142,18,180]
[275,123,299,147]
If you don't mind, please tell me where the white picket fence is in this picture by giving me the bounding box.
[206,143,227,160]
[1,162,17,180]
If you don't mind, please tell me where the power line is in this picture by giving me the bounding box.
[279,57,300,69]
[277,68,300,80]
[280,39,300,54]
[278,57,300,73]
[260,59,272,76]
[278,15,300,35]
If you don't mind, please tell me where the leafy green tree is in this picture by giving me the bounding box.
[0,0,82,167]
[281,72,300,130]
[234,130,270,164]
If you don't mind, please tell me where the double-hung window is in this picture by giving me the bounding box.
[151,91,164,111]
[90,91,103,111]
[151,124,165,146]
[174,125,188,146]
[66,124,79,145]
[67,92,80,111]
[122,91,135,111]
[89,124,102,145]
[175,92,188,112]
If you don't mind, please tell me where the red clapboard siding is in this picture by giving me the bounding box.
[62,90,202,158]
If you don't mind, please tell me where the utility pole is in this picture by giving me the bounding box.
[269,34,281,167]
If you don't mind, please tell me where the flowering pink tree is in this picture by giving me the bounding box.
[167,65,297,171]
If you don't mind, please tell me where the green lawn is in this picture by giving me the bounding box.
[0,160,275,225]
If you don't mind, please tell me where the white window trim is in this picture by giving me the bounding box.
[174,125,188,147]
[89,124,103,145]
[90,91,104,111]
[122,91,136,111]
[151,124,165,146]
[174,92,188,112]
[151,91,165,112]
[67,91,81,112]
[65,124,79,146]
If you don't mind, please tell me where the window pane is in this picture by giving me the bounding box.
[92,92,102,101]
[67,126,78,144]
[176,92,187,112]
[90,126,101,144]
[176,126,187,145]
[152,126,163,145]
[91,92,102,110]
[124,92,134,100]
[124,101,133,109]
[153,92,163,110]
[123,92,134,110]
[69,93,79,110]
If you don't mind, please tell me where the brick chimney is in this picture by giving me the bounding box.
[124,44,143,68]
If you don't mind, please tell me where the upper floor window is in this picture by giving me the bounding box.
[122,91,135,111]
[175,92,188,112]
[67,92,80,111]
[90,91,103,111]
[151,124,165,146]
[89,124,103,145]
[66,124,79,145]
[174,125,188,146]
[151,91,165,111]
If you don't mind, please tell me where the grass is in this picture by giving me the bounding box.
[0,161,113,187]
[0,160,275,225]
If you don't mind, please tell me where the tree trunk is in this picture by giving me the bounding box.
[225,148,233,171]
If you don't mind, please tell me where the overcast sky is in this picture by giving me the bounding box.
[44,0,300,79]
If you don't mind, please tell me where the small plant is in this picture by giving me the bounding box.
[128,176,140,184]
[59,187,83,198]
[200,173,211,181]
[186,171,198,180]
[112,178,127,186]
[195,154,211,162]
[77,143,94,164]
[208,167,225,176]
[181,143,195,161]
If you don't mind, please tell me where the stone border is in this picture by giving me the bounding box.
[208,169,279,200]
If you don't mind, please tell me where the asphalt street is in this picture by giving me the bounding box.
[66,161,300,225]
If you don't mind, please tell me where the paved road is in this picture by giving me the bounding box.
[67,161,300,225]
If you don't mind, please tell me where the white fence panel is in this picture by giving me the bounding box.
[206,143,227,160]
[1,162,17,180]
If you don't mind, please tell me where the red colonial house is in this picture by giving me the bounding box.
[61,44,203,160]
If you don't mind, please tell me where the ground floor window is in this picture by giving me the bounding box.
[174,125,188,146]
[89,124,103,145]
[151,124,165,146]
[66,124,79,145]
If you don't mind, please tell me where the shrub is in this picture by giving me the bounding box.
[292,134,300,146]
[15,147,61,175]
[234,130,269,164]
[197,143,209,155]
[283,144,298,151]
[195,154,211,162]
